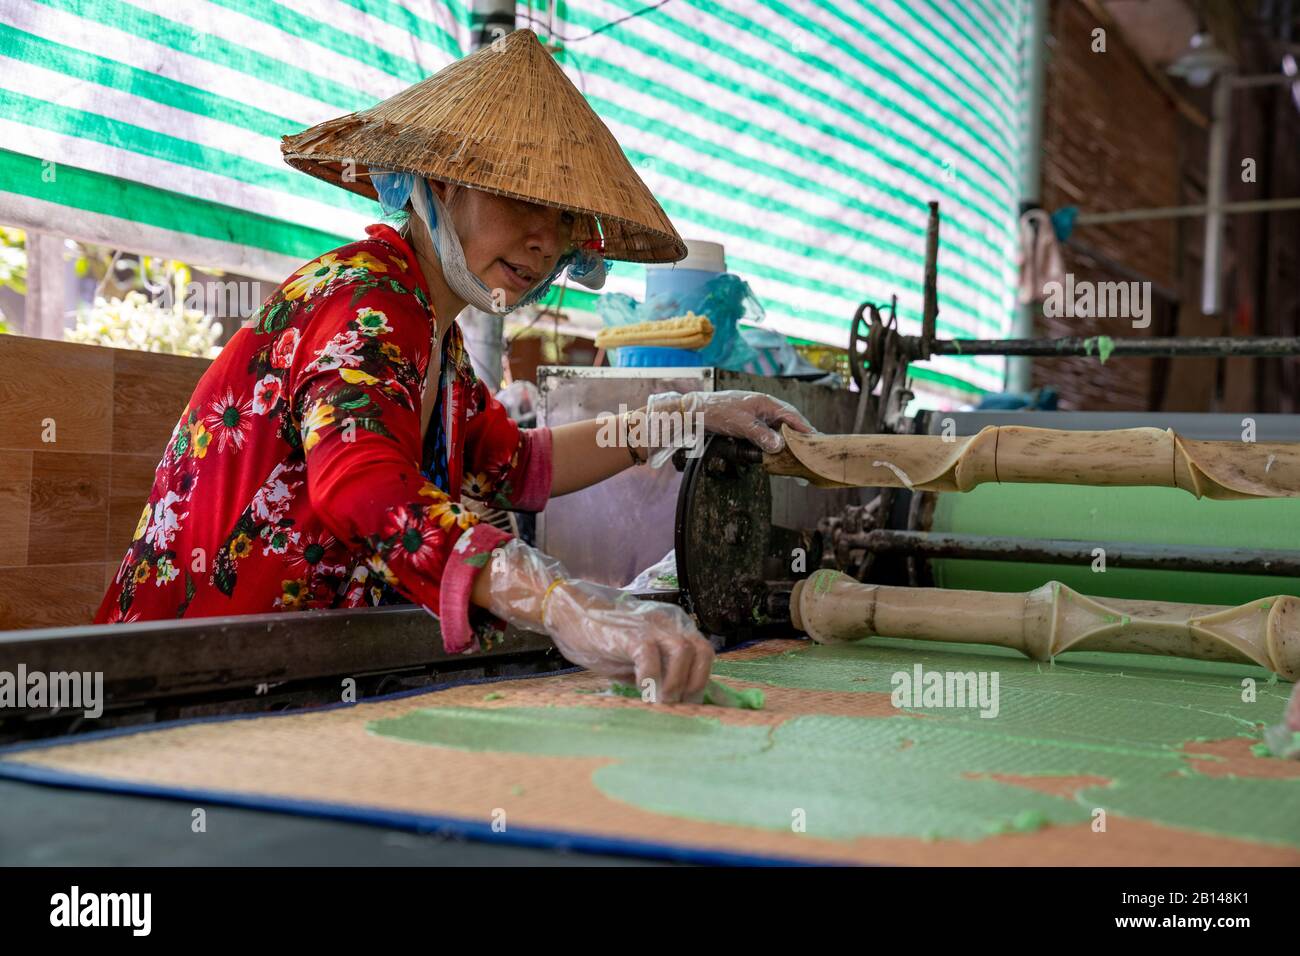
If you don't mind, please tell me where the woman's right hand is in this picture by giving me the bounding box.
[543,582,715,703]
[475,538,714,703]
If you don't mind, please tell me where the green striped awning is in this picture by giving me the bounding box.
[0,0,461,277]
[539,0,1028,396]
[0,0,1027,395]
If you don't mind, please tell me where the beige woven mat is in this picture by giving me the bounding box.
[3,639,1296,865]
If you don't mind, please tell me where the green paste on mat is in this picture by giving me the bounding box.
[592,680,764,709]
[703,680,765,710]
[607,682,644,700]
[984,809,1050,835]
[369,639,1298,846]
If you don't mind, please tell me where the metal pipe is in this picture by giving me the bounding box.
[1075,196,1300,225]
[1229,73,1300,88]
[850,530,1300,577]
[1009,0,1050,394]
[1202,74,1233,315]
[1075,72,1300,231]
[929,335,1300,358]
[462,0,519,390]
[1062,237,1181,303]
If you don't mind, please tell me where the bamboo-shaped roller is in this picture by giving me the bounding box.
[765,424,1300,499]
[789,570,1300,680]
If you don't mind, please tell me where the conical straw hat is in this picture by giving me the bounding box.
[281,29,686,263]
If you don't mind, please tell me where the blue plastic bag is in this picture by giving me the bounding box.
[597,272,765,371]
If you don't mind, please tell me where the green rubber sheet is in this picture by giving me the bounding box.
[931,483,1300,605]
[372,637,1300,848]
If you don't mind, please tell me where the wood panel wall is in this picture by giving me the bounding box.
[0,336,209,630]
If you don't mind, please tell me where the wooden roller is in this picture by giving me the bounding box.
[765,424,1300,500]
[789,569,1300,680]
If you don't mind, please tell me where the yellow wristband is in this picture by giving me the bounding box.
[540,578,569,626]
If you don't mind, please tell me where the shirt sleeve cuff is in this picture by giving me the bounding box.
[437,522,515,655]
[510,426,553,512]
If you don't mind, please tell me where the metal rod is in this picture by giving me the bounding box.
[928,335,1300,358]
[921,201,940,352]
[1062,237,1181,304]
[852,530,1300,577]
[1203,74,1233,315]
[1229,72,1300,88]
[1074,196,1300,226]
[1009,0,1050,393]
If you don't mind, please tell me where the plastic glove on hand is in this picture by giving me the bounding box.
[481,539,715,704]
[645,390,816,466]
[546,585,715,704]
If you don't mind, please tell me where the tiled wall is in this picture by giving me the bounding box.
[0,336,209,630]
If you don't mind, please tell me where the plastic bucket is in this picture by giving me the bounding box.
[613,345,704,367]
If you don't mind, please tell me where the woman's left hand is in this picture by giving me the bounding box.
[646,389,817,456]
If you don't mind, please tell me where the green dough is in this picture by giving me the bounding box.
[607,682,644,700]
[592,680,763,709]
[986,809,1051,834]
[931,484,1300,606]
[703,680,765,710]
[369,639,1299,846]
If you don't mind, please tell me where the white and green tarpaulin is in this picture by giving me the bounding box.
[0,0,1029,396]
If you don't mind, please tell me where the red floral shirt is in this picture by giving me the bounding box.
[94,223,552,654]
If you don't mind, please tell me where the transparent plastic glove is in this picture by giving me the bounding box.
[481,538,715,704]
[643,389,816,467]
[1262,680,1300,759]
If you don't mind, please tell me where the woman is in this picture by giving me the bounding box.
[95,30,814,704]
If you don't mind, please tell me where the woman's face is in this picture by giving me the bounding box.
[431,180,578,306]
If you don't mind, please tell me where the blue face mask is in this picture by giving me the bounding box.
[369,167,608,314]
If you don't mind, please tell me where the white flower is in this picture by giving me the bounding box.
[64,288,221,358]
[250,477,298,523]
[309,330,367,371]
[144,490,187,550]
[251,374,283,415]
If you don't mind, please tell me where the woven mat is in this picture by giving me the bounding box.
[2,638,1297,865]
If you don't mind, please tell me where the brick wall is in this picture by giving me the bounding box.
[1034,0,1180,410]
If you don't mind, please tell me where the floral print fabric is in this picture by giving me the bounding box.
[95,224,552,653]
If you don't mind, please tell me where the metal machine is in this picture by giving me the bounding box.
[672,204,1300,646]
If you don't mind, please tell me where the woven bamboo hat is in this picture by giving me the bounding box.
[281,29,685,264]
